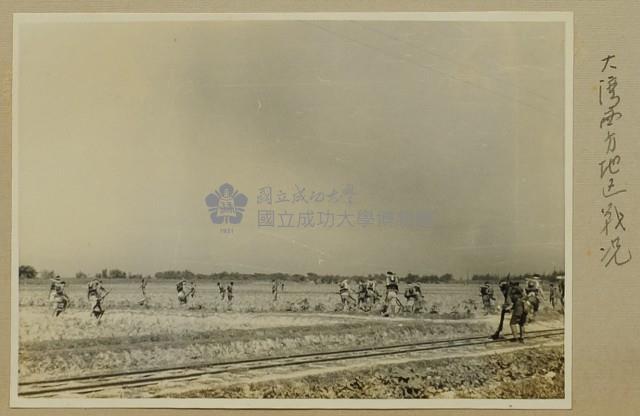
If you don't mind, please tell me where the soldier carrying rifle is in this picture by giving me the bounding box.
[490,277,513,339]
[338,279,356,311]
[177,279,196,305]
[87,277,109,322]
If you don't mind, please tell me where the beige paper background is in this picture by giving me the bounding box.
[1,1,638,415]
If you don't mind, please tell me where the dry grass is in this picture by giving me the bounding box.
[18,280,519,381]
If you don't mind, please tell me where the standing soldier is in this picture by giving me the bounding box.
[490,277,513,339]
[480,282,495,315]
[508,281,530,343]
[281,281,285,293]
[227,282,234,304]
[139,276,148,306]
[217,282,226,301]
[272,280,279,301]
[549,282,558,310]
[52,278,69,317]
[357,281,368,309]
[525,279,545,320]
[383,271,401,316]
[366,280,381,305]
[412,283,424,312]
[557,276,565,307]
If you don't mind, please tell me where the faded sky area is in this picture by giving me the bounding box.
[16,19,566,278]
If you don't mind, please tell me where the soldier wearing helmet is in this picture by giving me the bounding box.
[525,276,545,320]
[383,271,402,316]
[480,282,495,314]
[491,276,514,339]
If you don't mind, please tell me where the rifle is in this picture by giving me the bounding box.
[95,290,111,304]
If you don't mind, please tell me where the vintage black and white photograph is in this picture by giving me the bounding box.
[12,12,572,408]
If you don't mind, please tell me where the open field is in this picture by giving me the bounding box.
[18,279,565,399]
[19,279,490,314]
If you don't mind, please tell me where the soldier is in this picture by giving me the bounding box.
[88,278,109,321]
[52,279,69,317]
[272,280,279,301]
[549,282,558,310]
[357,281,368,309]
[557,276,565,307]
[227,282,234,303]
[360,280,375,309]
[48,275,63,304]
[480,282,495,314]
[383,271,402,316]
[139,276,148,306]
[338,279,353,311]
[403,285,414,309]
[404,284,423,313]
[217,282,226,300]
[87,277,102,308]
[141,276,148,296]
[281,282,285,293]
[525,279,545,319]
[507,281,530,343]
[412,283,424,312]
[490,277,513,339]
[176,279,189,305]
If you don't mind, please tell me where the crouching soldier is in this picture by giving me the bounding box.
[52,278,69,317]
[404,283,423,313]
[177,279,191,305]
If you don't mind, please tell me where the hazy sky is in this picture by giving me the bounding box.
[17,19,565,278]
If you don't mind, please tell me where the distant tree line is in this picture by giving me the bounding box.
[18,264,564,284]
[152,270,456,285]
[18,265,149,281]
